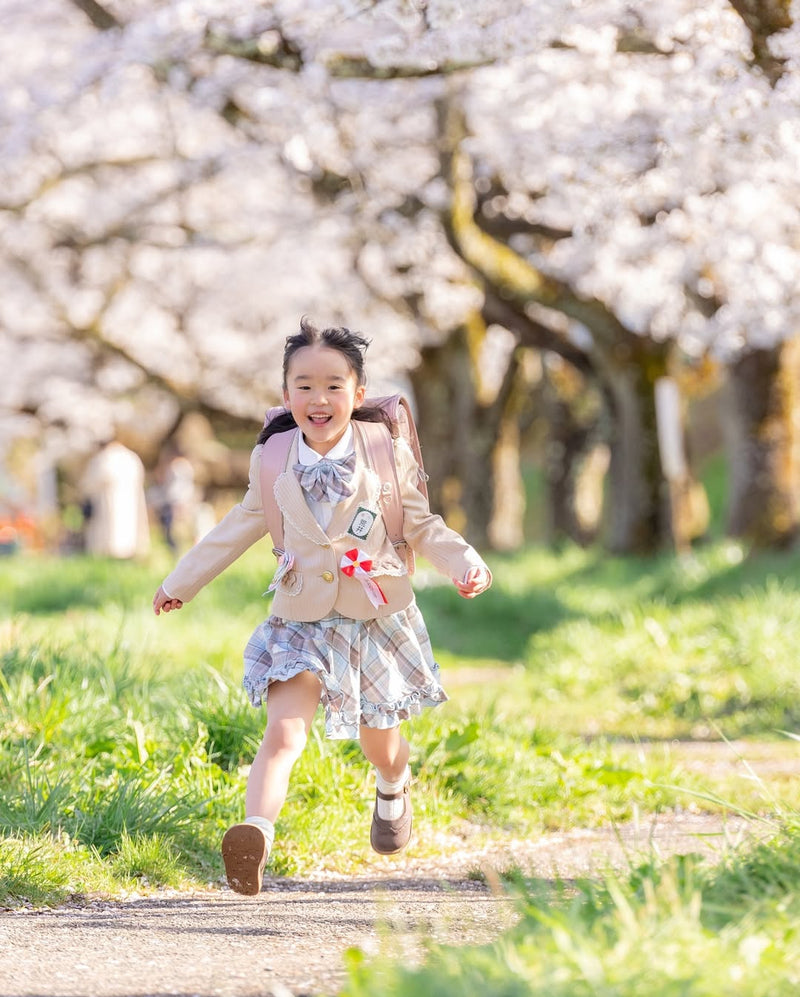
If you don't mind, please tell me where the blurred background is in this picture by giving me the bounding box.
[2,0,799,561]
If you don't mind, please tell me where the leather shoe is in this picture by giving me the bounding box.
[370,781,412,854]
[221,823,269,895]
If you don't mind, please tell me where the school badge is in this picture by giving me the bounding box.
[347,506,377,541]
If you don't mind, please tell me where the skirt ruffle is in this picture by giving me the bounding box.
[242,602,447,739]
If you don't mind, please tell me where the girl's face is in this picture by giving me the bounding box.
[283,344,366,455]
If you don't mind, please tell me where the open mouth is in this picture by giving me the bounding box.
[308,414,332,425]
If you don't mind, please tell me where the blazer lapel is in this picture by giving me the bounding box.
[326,433,382,543]
[273,434,329,545]
[273,427,382,546]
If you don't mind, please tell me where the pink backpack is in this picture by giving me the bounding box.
[259,394,428,573]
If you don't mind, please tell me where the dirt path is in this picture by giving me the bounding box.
[0,812,759,997]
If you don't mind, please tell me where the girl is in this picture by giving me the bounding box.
[153,318,491,895]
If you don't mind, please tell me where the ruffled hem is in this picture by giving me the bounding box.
[242,605,447,740]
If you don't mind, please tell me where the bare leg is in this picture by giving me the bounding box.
[245,670,322,823]
[359,724,410,782]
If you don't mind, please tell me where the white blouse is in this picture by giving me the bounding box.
[295,424,355,531]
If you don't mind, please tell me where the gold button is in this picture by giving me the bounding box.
[322,571,334,583]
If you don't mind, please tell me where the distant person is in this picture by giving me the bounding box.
[152,318,492,895]
[83,438,150,559]
[152,447,198,551]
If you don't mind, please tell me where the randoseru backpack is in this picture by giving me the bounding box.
[259,394,428,574]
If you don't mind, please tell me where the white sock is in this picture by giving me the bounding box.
[244,815,275,851]
[375,766,410,821]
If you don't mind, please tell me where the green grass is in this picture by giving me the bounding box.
[2,540,800,922]
[342,820,800,995]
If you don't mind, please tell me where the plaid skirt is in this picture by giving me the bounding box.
[242,602,447,740]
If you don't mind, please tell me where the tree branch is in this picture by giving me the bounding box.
[728,0,792,84]
[68,0,121,31]
[202,24,494,78]
[324,54,493,79]
[0,156,164,214]
[437,98,634,355]
[481,287,593,375]
[204,27,303,71]
[475,178,573,243]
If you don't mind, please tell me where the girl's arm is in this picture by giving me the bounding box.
[394,438,492,596]
[153,445,268,610]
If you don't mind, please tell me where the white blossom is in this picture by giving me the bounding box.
[1,0,799,459]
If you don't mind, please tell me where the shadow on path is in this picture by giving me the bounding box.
[0,812,763,997]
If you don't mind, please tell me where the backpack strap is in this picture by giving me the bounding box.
[259,429,296,552]
[365,395,428,501]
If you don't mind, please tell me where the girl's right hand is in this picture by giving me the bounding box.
[453,566,492,599]
[153,585,183,615]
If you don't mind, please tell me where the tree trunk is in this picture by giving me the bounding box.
[436,100,716,555]
[541,359,601,546]
[489,414,526,550]
[599,340,675,554]
[410,335,490,548]
[409,326,526,550]
[724,340,800,547]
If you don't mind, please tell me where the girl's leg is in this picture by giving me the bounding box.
[246,670,322,822]
[359,724,412,855]
[223,670,321,895]
[358,723,409,782]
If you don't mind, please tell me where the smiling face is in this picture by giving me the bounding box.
[283,344,366,455]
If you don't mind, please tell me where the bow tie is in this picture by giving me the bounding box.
[293,452,357,504]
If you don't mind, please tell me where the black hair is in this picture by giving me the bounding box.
[257,317,391,444]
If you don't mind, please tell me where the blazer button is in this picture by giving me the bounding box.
[321,571,334,583]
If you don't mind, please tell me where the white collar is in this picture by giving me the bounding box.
[296,423,355,466]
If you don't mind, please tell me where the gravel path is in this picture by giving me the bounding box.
[0,812,760,997]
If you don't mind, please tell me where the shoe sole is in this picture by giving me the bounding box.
[221,824,268,896]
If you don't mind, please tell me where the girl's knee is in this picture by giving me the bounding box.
[359,726,408,770]
[259,671,321,761]
[262,716,310,759]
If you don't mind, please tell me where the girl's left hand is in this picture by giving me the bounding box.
[453,566,492,599]
[153,585,184,615]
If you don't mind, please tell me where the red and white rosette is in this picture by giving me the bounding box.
[340,548,388,608]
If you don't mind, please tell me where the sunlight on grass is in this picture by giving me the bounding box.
[3,541,800,911]
[342,820,800,996]
[108,831,185,888]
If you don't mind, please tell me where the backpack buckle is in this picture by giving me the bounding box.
[392,539,416,575]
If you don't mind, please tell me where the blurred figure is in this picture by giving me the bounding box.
[151,446,199,551]
[82,438,150,559]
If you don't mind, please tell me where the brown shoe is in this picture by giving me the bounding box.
[370,781,412,855]
[221,823,269,895]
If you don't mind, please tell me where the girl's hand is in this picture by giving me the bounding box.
[453,566,491,599]
[153,585,183,615]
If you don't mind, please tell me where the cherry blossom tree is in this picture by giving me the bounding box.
[2,0,798,551]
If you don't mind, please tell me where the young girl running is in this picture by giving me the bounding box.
[153,318,492,895]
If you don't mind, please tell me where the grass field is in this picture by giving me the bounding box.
[3,538,800,992]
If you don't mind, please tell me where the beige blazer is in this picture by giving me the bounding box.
[162,430,489,622]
